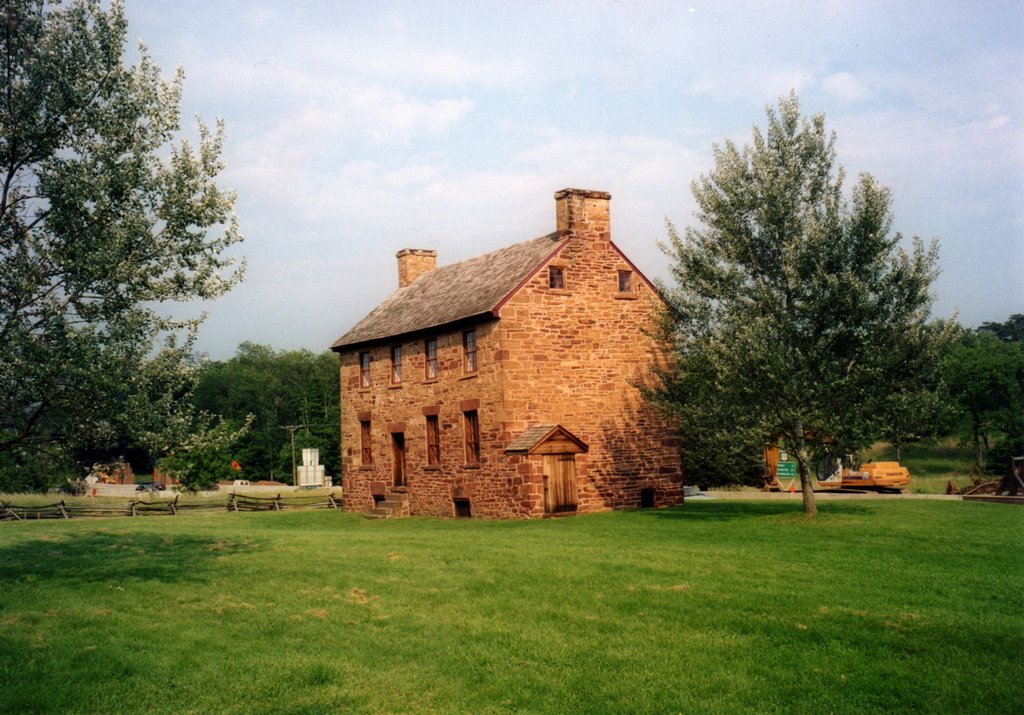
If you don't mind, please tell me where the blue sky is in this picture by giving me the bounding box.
[125,0,1024,359]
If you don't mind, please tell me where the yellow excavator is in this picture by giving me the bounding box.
[763,442,910,493]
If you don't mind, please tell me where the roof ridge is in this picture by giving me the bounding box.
[331,232,563,350]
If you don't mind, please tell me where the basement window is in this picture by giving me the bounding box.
[453,498,472,518]
[640,487,655,509]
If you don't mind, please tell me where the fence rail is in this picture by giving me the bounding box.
[1,492,341,522]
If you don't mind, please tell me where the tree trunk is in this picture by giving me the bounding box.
[793,423,818,517]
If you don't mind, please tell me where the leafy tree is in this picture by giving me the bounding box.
[0,0,243,487]
[941,327,1024,471]
[650,93,950,516]
[191,343,340,481]
[156,418,251,492]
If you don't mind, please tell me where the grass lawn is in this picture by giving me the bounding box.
[1,501,1021,714]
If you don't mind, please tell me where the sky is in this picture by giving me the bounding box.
[124,0,1024,360]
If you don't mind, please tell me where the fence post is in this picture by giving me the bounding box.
[228,492,237,512]
[170,495,178,515]
[273,493,282,511]
[59,500,69,519]
[327,492,338,509]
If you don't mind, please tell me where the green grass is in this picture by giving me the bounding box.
[865,439,978,493]
[1,501,1021,714]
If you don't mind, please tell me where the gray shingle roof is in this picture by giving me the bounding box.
[504,425,561,453]
[504,424,589,454]
[331,233,564,350]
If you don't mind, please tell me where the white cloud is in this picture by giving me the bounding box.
[352,89,474,143]
[689,65,816,103]
[823,72,870,103]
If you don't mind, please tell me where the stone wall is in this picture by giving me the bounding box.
[496,191,683,513]
[339,319,536,518]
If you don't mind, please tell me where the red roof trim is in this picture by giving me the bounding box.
[490,237,570,317]
[608,239,666,302]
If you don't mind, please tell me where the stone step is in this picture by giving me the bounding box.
[363,494,410,519]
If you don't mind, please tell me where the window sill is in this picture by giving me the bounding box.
[461,464,481,470]
[388,383,403,390]
[547,289,571,296]
[614,293,638,300]
[422,378,439,385]
[423,465,442,471]
[358,465,374,471]
[460,373,479,380]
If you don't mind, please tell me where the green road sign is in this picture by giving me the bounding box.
[777,461,797,478]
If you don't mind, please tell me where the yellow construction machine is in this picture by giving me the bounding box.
[763,442,910,493]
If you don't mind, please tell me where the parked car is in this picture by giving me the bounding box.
[135,483,165,492]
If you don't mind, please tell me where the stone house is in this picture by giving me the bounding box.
[330,188,684,518]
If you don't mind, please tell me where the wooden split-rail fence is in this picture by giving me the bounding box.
[1,492,341,521]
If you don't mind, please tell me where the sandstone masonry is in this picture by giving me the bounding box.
[331,189,684,518]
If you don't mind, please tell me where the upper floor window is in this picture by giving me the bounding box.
[463,329,477,373]
[359,352,372,387]
[390,345,403,384]
[464,410,480,465]
[617,270,633,294]
[425,338,438,380]
[548,266,565,290]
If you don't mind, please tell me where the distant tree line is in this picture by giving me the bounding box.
[188,343,340,485]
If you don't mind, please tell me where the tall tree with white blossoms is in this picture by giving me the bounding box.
[650,93,949,516]
[0,0,243,485]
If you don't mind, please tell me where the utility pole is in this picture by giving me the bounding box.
[281,424,305,485]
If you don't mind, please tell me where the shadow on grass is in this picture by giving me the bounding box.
[0,531,256,587]
[637,500,874,521]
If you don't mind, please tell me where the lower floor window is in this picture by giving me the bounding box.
[464,410,480,464]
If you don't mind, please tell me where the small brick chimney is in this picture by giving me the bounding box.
[555,188,611,242]
[396,249,437,288]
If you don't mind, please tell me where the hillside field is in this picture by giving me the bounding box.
[1,500,1020,714]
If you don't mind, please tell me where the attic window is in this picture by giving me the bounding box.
[617,270,633,293]
[549,266,565,290]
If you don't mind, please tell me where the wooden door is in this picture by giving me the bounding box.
[543,454,578,513]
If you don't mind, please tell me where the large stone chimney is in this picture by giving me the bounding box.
[396,248,437,288]
[554,188,611,242]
